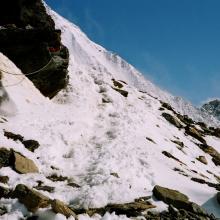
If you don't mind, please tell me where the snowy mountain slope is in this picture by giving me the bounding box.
[47,7,220,128]
[0,6,220,220]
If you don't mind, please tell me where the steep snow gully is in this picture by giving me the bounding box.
[0,4,220,220]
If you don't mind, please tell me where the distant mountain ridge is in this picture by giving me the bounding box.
[202,99,220,121]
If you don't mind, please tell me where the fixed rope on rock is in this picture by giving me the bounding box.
[0,56,53,76]
[0,50,54,87]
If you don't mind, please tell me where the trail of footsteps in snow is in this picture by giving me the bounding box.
[82,75,155,191]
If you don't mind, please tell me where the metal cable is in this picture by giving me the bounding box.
[0,56,54,76]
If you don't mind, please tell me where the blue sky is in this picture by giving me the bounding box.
[45,0,220,105]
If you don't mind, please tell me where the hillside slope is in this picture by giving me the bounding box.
[0,6,220,220]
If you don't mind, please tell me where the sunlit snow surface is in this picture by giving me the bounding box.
[0,6,220,220]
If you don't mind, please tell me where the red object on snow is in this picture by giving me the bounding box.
[48,46,60,53]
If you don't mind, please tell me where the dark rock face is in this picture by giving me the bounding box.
[0,0,55,28]
[0,0,69,98]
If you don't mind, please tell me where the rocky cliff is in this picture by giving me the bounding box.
[0,0,69,98]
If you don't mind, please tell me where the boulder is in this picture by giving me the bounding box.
[0,186,11,198]
[212,157,220,166]
[217,192,220,205]
[47,174,68,182]
[110,172,119,178]
[51,199,76,218]
[13,152,39,174]
[197,144,220,166]
[4,131,39,152]
[67,182,80,188]
[34,185,55,193]
[171,140,184,148]
[196,156,208,165]
[212,128,220,138]
[112,87,128,97]
[153,185,209,217]
[0,148,12,168]
[162,151,186,165]
[161,102,174,112]
[112,79,123,88]
[146,137,156,144]
[12,184,50,212]
[162,113,182,129]
[0,176,9,184]
[191,178,206,184]
[185,126,206,144]
[22,140,39,152]
[105,201,156,217]
[0,206,7,216]
[187,202,207,216]
[153,185,189,209]
[176,114,194,126]
[4,131,24,142]
[73,200,155,217]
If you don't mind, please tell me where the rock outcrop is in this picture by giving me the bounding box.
[13,152,39,174]
[12,184,50,212]
[197,155,208,165]
[0,0,69,98]
[152,185,210,219]
[4,130,40,152]
[0,148,38,174]
[162,113,182,129]
[185,126,206,144]
[153,185,189,209]
[51,199,76,218]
